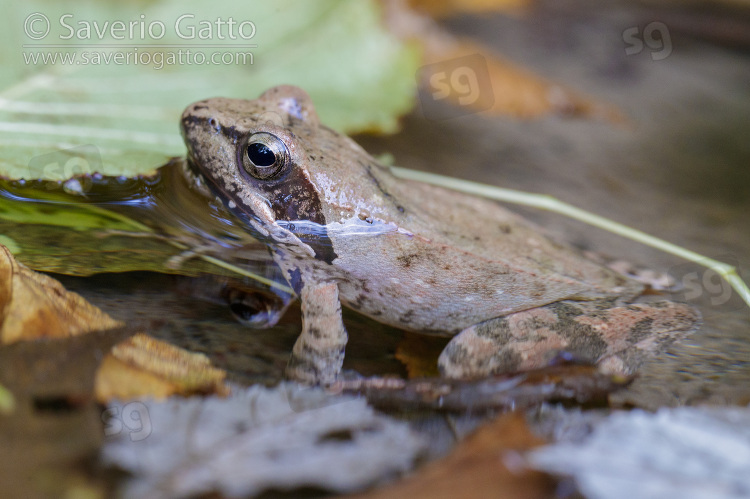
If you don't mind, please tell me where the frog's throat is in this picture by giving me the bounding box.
[186,156,270,236]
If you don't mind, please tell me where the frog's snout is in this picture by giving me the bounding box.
[181,101,221,158]
[181,101,211,131]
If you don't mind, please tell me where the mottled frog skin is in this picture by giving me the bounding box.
[181,85,699,384]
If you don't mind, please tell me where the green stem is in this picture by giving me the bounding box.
[198,254,294,294]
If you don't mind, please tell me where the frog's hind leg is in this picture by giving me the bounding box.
[438,300,700,378]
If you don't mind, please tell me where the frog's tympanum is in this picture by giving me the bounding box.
[181,86,700,384]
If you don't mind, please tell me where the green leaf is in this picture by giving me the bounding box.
[1,0,420,180]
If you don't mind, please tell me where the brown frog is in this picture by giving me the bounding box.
[181,85,700,384]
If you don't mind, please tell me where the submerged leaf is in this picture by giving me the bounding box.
[0,191,150,232]
[0,161,281,282]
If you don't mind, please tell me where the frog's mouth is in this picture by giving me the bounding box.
[185,156,276,240]
[184,155,213,191]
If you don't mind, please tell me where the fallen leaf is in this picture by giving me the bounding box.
[385,0,623,120]
[0,244,123,344]
[102,384,426,498]
[94,333,230,403]
[349,412,556,499]
[528,406,750,499]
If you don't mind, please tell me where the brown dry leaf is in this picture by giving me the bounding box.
[408,0,529,18]
[0,244,123,344]
[395,332,447,378]
[445,39,622,119]
[350,412,556,499]
[384,0,623,120]
[94,333,230,403]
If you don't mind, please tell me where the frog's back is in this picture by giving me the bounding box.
[329,171,643,334]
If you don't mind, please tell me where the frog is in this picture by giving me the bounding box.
[181,85,700,385]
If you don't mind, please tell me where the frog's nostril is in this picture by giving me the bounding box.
[208,118,218,128]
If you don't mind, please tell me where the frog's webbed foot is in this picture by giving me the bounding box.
[438,300,700,378]
[285,282,348,385]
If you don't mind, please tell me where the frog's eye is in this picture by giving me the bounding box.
[242,132,289,180]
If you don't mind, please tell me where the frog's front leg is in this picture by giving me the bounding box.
[438,300,700,378]
[285,282,348,385]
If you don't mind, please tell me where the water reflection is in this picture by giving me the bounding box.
[0,158,293,329]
